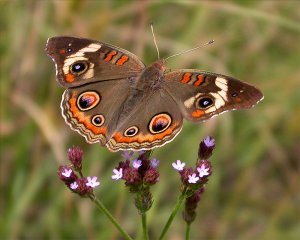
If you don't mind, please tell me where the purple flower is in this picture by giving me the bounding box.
[180,167,193,184]
[112,168,123,180]
[61,167,73,178]
[121,151,134,160]
[203,136,215,148]
[198,136,216,159]
[197,163,210,178]
[75,178,93,195]
[70,181,78,190]
[150,158,159,168]
[86,176,100,188]
[188,173,199,184]
[132,159,142,169]
[172,160,185,171]
[57,166,77,183]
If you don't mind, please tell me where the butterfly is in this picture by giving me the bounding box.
[45,36,263,152]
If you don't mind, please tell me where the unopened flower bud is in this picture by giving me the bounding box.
[182,188,205,224]
[68,146,83,170]
[144,168,159,185]
[123,168,142,185]
[134,190,153,213]
[198,136,215,159]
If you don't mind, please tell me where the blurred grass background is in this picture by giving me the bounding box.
[1,0,300,239]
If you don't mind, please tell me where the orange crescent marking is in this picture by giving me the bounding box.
[194,75,204,86]
[59,49,66,54]
[104,50,117,62]
[181,73,192,84]
[66,73,75,82]
[69,96,106,135]
[235,97,242,103]
[116,55,129,65]
[112,123,179,144]
[192,110,205,118]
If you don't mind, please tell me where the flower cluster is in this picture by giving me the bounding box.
[112,150,160,213]
[56,136,217,238]
[172,136,215,224]
[172,158,212,187]
[57,146,100,197]
[112,151,160,189]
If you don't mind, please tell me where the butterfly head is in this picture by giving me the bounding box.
[152,59,166,72]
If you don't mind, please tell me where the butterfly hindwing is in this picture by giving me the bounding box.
[61,79,131,145]
[106,88,183,152]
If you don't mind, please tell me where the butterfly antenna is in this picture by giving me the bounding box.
[165,39,215,61]
[150,22,160,60]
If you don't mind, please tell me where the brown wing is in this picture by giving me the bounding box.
[46,36,145,88]
[106,88,183,152]
[61,79,131,145]
[163,70,263,122]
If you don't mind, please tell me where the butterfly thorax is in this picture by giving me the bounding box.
[118,60,166,123]
[131,60,165,92]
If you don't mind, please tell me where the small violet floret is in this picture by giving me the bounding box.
[150,158,160,168]
[197,164,210,178]
[121,150,134,160]
[188,173,199,184]
[132,159,142,169]
[203,136,215,147]
[86,176,100,188]
[70,182,78,190]
[112,168,123,180]
[61,168,72,178]
[172,160,186,171]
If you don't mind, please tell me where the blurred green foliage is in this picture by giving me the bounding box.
[1,0,300,239]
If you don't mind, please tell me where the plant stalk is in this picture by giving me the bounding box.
[90,195,133,240]
[141,212,149,240]
[185,223,191,240]
[159,188,187,240]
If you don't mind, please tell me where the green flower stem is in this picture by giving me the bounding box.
[185,223,191,240]
[141,212,149,240]
[159,187,187,240]
[90,195,133,240]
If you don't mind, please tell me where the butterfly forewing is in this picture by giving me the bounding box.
[163,70,263,122]
[46,36,145,88]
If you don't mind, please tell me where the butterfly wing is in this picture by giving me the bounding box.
[47,36,263,152]
[61,79,131,145]
[163,70,263,122]
[106,88,183,152]
[46,36,145,88]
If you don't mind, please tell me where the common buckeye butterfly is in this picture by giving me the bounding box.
[45,36,263,152]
